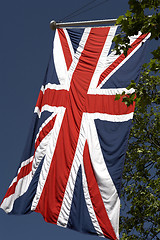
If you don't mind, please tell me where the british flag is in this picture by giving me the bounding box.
[0,26,149,239]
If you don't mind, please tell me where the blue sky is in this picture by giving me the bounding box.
[0,1,157,239]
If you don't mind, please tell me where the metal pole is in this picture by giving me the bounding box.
[50,19,117,30]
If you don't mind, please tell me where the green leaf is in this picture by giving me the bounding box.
[115,94,121,100]
[116,15,124,24]
[116,2,160,239]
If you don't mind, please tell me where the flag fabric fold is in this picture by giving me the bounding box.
[1,26,150,240]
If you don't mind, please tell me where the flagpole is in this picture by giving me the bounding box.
[50,19,117,30]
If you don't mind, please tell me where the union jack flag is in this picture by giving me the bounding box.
[0,26,149,240]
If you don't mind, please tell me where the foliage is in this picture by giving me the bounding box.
[113,0,160,56]
[113,0,160,239]
[120,62,160,240]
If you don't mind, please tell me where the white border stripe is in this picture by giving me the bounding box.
[57,114,104,237]
[18,156,33,174]
[88,87,135,95]
[85,112,133,122]
[8,176,17,188]
[8,156,33,189]
[32,113,58,176]
[34,106,41,118]
[84,113,120,238]
[89,26,117,90]
[53,30,68,86]
[68,28,91,84]
[44,83,69,91]
[41,105,62,114]
[34,105,64,118]
[35,112,58,144]
[31,107,66,211]
[57,113,86,227]
[57,150,81,227]
[98,33,149,89]
[81,162,104,237]
[1,172,32,213]
[63,28,74,59]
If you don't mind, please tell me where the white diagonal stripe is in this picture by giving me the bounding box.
[83,113,120,239]
[57,113,104,237]
[98,33,150,89]
[89,26,118,90]
[31,107,66,211]
[53,30,69,86]
[63,28,74,59]
[81,162,104,237]
[0,172,32,213]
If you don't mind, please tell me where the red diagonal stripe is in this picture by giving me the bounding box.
[36,89,43,111]
[83,141,117,240]
[97,33,148,87]
[35,116,56,151]
[2,161,33,200]
[58,29,73,70]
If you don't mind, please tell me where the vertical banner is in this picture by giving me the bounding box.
[1,26,150,240]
